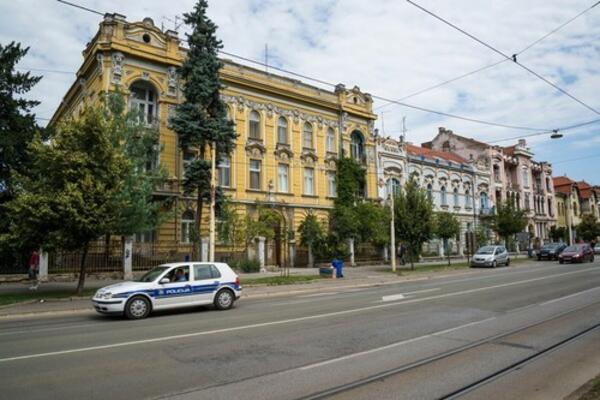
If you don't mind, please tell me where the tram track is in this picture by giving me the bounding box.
[296,299,600,400]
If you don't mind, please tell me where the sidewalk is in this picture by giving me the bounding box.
[0,260,511,319]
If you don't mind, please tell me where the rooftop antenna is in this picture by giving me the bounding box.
[265,43,269,73]
[401,116,407,143]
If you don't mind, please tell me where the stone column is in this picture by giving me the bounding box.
[201,237,209,262]
[39,248,48,282]
[348,238,355,267]
[458,227,465,257]
[288,240,296,269]
[257,236,266,272]
[383,246,389,262]
[123,236,133,280]
[438,240,444,257]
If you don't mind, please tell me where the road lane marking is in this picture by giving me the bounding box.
[539,286,600,306]
[299,292,340,298]
[382,294,405,302]
[300,317,498,370]
[0,267,596,363]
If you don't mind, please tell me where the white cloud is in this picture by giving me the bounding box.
[1,0,600,180]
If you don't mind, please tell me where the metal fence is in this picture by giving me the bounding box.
[49,239,123,274]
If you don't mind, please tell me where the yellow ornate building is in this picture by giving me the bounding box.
[50,14,378,267]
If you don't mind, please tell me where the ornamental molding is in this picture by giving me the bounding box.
[274,144,294,161]
[167,66,178,96]
[96,54,104,77]
[245,140,266,158]
[300,149,318,166]
[221,95,337,128]
[111,52,124,85]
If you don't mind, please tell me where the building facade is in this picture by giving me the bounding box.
[423,128,556,247]
[376,136,491,256]
[50,14,378,267]
[553,176,600,244]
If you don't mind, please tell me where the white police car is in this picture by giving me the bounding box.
[92,262,241,319]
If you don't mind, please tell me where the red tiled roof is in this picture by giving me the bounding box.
[406,144,468,165]
[553,176,575,195]
[577,181,592,199]
[503,145,515,156]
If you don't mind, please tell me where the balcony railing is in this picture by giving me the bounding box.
[480,206,495,216]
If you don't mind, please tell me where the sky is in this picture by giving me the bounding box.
[1,0,600,183]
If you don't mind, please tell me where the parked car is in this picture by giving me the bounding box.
[594,244,600,255]
[92,262,241,319]
[470,245,510,268]
[558,244,595,264]
[537,242,567,261]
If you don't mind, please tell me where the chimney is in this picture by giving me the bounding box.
[518,139,526,147]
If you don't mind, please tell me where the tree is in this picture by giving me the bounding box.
[104,93,167,238]
[217,201,246,260]
[549,226,568,243]
[0,42,43,266]
[576,214,600,242]
[434,212,461,266]
[394,178,434,270]
[329,156,365,249]
[356,201,390,248]
[169,0,236,258]
[298,213,326,267]
[487,201,527,245]
[4,106,129,294]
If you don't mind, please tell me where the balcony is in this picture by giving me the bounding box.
[154,179,179,195]
[480,206,495,216]
[507,183,520,192]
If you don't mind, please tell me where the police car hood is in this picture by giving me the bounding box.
[99,281,149,294]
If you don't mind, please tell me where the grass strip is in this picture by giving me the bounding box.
[241,275,323,286]
[0,288,97,307]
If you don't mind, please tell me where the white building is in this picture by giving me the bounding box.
[376,136,492,257]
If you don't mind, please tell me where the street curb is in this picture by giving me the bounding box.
[0,264,531,320]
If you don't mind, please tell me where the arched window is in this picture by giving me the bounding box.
[277,117,288,144]
[480,192,489,210]
[248,110,261,140]
[181,210,195,244]
[303,122,313,149]
[427,184,433,201]
[465,189,471,207]
[440,186,447,205]
[386,178,401,198]
[129,81,158,125]
[453,188,459,207]
[326,128,335,153]
[351,130,364,160]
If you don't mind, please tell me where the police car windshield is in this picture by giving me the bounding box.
[136,266,170,282]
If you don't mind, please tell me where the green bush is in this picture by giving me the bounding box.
[230,257,261,273]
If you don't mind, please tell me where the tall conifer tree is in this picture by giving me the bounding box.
[170,0,236,258]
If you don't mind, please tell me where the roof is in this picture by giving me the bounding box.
[553,176,575,195]
[406,144,468,165]
[577,181,593,199]
[503,146,515,156]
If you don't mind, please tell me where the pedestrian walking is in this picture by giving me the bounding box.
[398,243,406,266]
[28,250,40,290]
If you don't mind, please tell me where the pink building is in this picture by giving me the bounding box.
[423,128,556,246]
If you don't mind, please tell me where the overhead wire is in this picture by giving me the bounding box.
[50,0,600,145]
[375,0,600,112]
[404,0,600,115]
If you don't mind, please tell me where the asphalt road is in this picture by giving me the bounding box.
[1,260,599,400]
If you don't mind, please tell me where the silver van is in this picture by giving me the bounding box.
[471,245,510,268]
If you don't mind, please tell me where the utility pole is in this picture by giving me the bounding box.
[209,142,217,262]
[390,191,396,272]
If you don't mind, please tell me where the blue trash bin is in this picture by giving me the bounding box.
[184,254,190,262]
[331,258,344,278]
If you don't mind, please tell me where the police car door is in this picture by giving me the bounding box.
[155,265,194,308]
[192,264,220,305]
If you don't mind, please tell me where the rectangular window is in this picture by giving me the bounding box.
[303,131,313,149]
[326,131,335,153]
[218,157,231,187]
[522,168,529,187]
[135,231,154,243]
[278,126,287,144]
[249,160,261,190]
[193,265,214,280]
[304,168,314,195]
[249,120,260,139]
[328,172,337,197]
[278,164,289,193]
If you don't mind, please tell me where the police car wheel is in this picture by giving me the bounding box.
[214,289,234,310]
[125,296,151,319]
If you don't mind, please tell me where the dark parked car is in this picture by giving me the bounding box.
[558,244,595,264]
[594,244,600,255]
[537,242,567,261]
